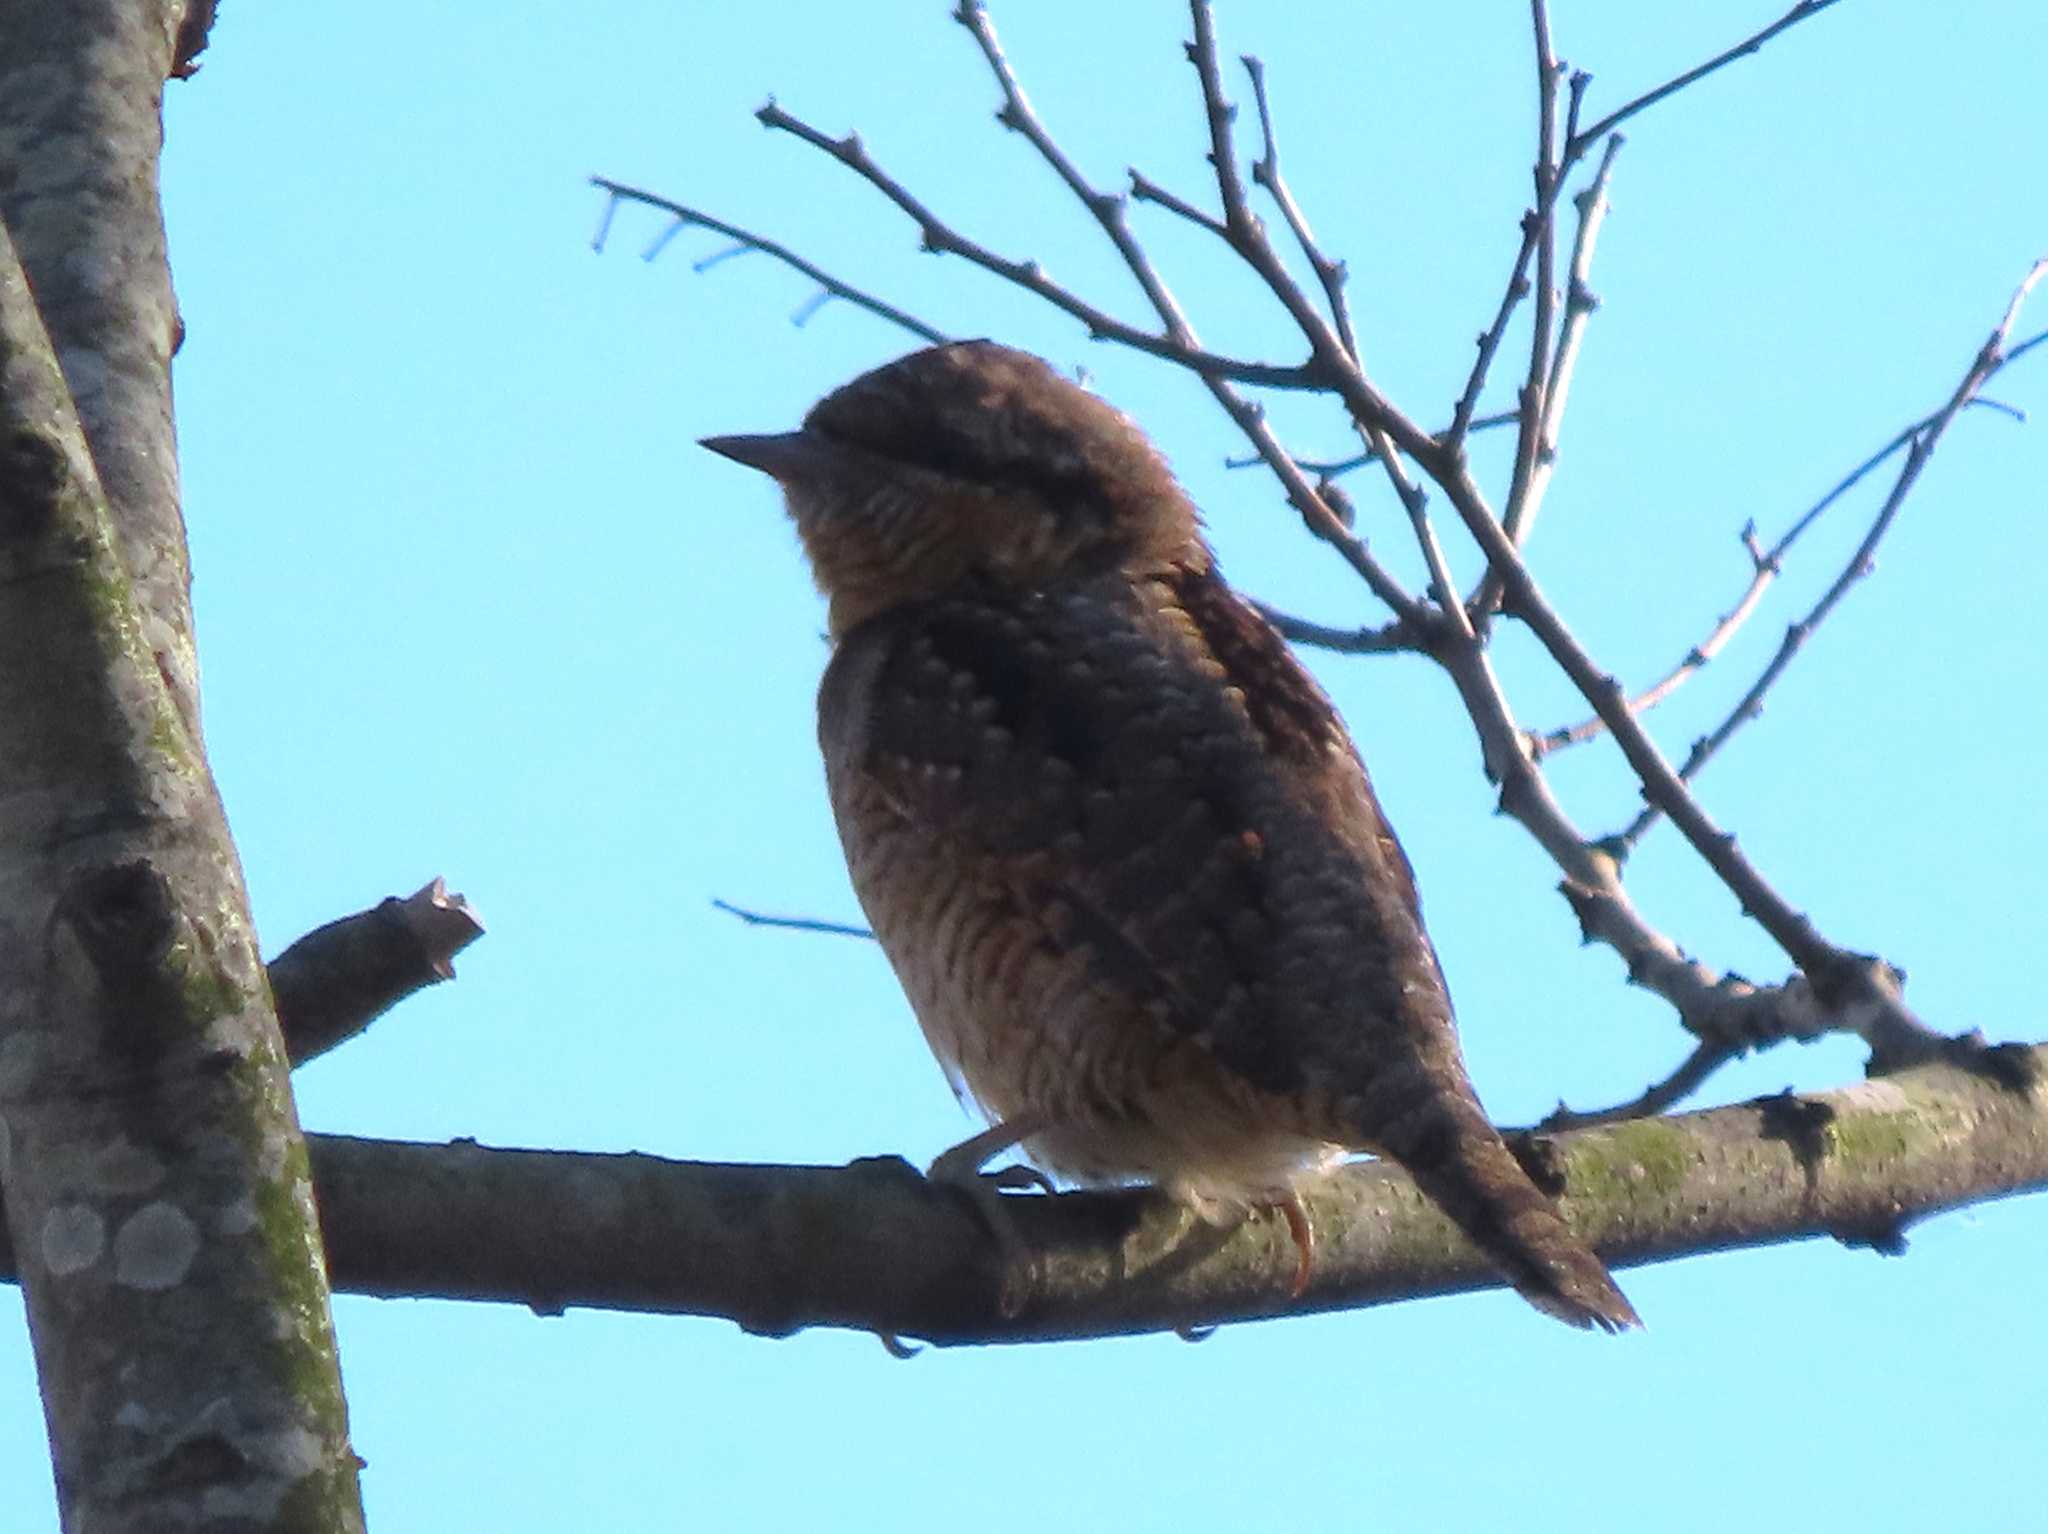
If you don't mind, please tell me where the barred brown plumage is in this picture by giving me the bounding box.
[703,339,1638,1330]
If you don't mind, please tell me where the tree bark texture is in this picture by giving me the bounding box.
[0,3,365,1529]
[5,1046,2035,1344]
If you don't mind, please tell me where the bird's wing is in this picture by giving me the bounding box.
[821,565,1450,1103]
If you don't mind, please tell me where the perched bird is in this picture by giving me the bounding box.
[703,340,1639,1331]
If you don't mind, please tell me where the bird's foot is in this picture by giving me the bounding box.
[1257,1190,1315,1301]
[928,1117,1053,1317]
[928,1117,1054,1191]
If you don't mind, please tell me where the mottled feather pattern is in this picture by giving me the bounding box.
[828,564,1460,1133]
[716,338,1639,1329]
[807,343,1175,540]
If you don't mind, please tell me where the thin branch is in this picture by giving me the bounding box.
[1617,258,2048,849]
[1128,168,1228,241]
[1473,127,1624,619]
[1234,410,1520,476]
[1355,413,1465,618]
[1435,616,1838,1061]
[1186,1,1256,238]
[945,0,1426,625]
[1562,68,1593,152]
[1399,363,1938,1057]
[750,101,1313,390]
[1134,0,1901,1062]
[1566,1,1845,161]
[1130,1,1970,1066]
[1174,4,1457,630]
[1531,390,2028,762]
[1243,53,1359,362]
[952,1,1203,352]
[712,897,874,940]
[1202,367,1428,622]
[1771,417,1942,563]
[1447,211,1540,449]
[1468,6,1583,624]
[591,177,950,345]
[1175,3,1423,444]
[1536,134,1622,471]
[1529,523,1774,759]
[1253,601,1418,656]
[632,3,2034,1074]
[1504,6,1565,551]
[1538,1041,1737,1131]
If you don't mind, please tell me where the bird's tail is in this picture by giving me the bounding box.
[1378,1099,1640,1332]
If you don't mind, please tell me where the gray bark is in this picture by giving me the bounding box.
[0,2,365,1528]
[11,1047,2037,1344]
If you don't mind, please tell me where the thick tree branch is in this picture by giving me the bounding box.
[3,1047,2036,1343]
[269,880,486,1066]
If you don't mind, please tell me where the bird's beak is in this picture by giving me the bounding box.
[699,430,830,483]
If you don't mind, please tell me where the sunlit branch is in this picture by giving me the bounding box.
[590,177,949,344]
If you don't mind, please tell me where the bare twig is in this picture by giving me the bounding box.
[1431,437,1935,1055]
[1565,1,1845,161]
[1243,53,1360,362]
[591,177,949,344]
[712,897,874,940]
[1434,616,1837,1062]
[752,100,1312,391]
[1562,68,1593,152]
[1174,4,1974,1066]
[1234,410,1520,476]
[618,2,2041,1097]
[1175,3,1419,443]
[945,0,1427,625]
[1252,601,1417,656]
[754,57,1415,617]
[1538,1040,1737,1131]
[1504,6,1565,547]
[1127,169,1228,241]
[1769,398,2028,570]
[1447,212,1540,450]
[1536,134,1622,476]
[1617,259,2048,850]
[1343,412,1461,617]
[1472,128,1624,618]
[1529,522,1775,758]
[952,1,1203,354]
[1176,4,1459,628]
[1150,2,1873,1069]
[1531,389,2030,763]
[1226,410,1429,623]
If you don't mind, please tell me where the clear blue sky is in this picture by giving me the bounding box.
[6,3,2045,1528]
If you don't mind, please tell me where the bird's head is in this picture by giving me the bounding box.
[702,340,1205,634]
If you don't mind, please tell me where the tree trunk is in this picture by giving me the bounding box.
[0,2,365,1527]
